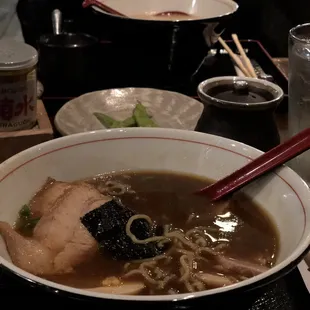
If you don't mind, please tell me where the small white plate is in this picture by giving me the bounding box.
[54,88,204,136]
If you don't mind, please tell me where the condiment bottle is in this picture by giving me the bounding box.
[0,39,38,131]
[196,76,284,152]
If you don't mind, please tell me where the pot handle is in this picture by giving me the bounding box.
[52,9,62,35]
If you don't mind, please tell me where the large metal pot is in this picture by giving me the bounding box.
[82,0,238,88]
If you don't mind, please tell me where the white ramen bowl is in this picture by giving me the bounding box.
[0,128,309,303]
[84,0,238,22]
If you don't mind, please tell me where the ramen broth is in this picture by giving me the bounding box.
[18,171,278,295]
[131,11,200,21]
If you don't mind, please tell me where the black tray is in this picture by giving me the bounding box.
[190,39,288,113]
[41,40,288,117]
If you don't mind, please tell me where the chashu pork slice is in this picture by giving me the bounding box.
[0,182,111,276]
[30,177,73,217]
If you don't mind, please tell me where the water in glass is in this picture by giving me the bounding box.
[289,23,310,183]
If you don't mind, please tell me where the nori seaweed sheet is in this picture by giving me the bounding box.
[81,199,165,260]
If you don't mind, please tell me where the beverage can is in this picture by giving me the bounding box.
[0,39,38,131]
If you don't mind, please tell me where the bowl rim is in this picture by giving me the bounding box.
[0,127,309,301]
[90,0,239,24]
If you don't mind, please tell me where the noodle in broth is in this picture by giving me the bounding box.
[16,171,278,295]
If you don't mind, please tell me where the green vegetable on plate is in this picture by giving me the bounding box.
[110,116,136,128]
[93,113,115,128]
[133,103,158,127]
[93,113,136,128]
[93,101,158,129]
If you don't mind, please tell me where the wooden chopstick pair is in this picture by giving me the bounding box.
[218,34,257,78]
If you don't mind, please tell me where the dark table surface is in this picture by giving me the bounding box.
[0,264,309,309]
[0,44,309,309]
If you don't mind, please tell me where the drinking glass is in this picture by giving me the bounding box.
[288,23,310,183]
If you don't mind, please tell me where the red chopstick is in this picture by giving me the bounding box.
[196,128,310,201]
